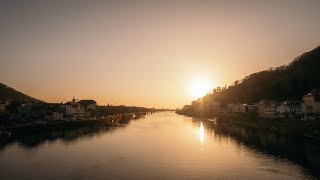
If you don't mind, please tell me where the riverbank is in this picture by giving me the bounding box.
[177,112,320,140]
[0,112,148,137]
[1,112,318,180]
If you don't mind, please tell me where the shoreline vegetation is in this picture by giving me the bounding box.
[0,112,151,137]
[176,46,320,141]
[176,111,320,141]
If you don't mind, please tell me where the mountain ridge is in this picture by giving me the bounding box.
[198,45,320,106]
[0,83,41,102]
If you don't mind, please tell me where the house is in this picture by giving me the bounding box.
[63,98,90,120]
[289,102,302,114]
[259,100,278,118]
[87,104,97,110]
[302,89,320,115]
[51,112,64,120]
[240,104,248,113]
[226,103,258,114]
[227,103,240,113]
[78,100,97,117]
[277,101,289,114]
[248,103,259,112]
[276,101,302,117]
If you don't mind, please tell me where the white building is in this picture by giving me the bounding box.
[259,100,278,118]
[63,98,90,120]
[227,103,258,114]
[302,89,320,115]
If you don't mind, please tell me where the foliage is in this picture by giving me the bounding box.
[177,45,320,118]
[94,105,150,117]
[201,46,320,105]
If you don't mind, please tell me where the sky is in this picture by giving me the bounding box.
[0,1,320,109]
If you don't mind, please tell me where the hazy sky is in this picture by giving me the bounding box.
[1,1,320,108]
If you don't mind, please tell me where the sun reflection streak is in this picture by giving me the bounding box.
[200,122,204,144]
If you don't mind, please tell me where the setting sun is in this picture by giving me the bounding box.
[189,78,213,100]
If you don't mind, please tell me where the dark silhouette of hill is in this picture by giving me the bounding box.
[201,45,320,105]
[0,83,40,102]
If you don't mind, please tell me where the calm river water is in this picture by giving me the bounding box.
[0,112,319,180]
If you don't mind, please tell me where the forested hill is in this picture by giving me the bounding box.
[200,45,320,105]
[0,83,40,102]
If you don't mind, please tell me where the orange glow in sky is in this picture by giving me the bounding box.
[1,1,320,108]
[188,77,214,100]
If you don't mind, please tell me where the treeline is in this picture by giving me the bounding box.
[200,45,320,106]
[93,105,153,117]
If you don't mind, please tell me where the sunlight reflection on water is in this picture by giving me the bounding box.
[199,122,204,144]
[0,113,317,180]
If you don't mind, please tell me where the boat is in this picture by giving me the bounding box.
[208,117,217,122]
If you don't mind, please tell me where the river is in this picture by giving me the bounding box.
[0,112,319,180]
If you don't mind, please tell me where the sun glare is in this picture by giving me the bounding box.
[189,78,212,100]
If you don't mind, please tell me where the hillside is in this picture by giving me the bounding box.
[198,45,320,106]
[0,83,40,102]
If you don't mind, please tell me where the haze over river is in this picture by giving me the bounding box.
[0,112,319,179]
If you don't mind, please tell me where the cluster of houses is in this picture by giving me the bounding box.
[63,98,97,120]
[260,89,320,118]
[0,98,98,122]
[185,89,320,119]
[226,100,303,118]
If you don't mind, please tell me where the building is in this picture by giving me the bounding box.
[63,98,90,120]
[51,112,64,120]
[259,100,278,118]
[277,101,289,114]
[240,104,249,113]
[248,103,259,112]
[226,103,258,114]
[227,103,240,113]
[87,104,98,111]
[78,100,97,109]
[302,89,320,115]
[276,101,302,117]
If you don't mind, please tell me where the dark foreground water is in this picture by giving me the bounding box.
[0,112,319,180]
